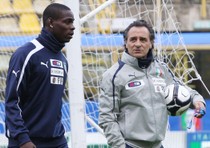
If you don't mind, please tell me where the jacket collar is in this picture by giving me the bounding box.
[121,50,154,69]
[36,28,65,53]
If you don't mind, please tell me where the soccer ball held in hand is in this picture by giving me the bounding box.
[164,84,191,116]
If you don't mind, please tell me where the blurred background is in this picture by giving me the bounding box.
[0,0,210,147]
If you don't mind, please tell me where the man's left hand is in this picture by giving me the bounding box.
[193,101,206,118]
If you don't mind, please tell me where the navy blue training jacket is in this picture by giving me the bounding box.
[5,29,68,147]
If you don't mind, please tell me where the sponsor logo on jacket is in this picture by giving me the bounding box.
[50,59,63,68]
[125,80,144,90]
[50,59,64,85]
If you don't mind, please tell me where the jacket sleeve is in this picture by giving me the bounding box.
[98,72,125,148]
[186,85,206,108]
[5,51,31,146]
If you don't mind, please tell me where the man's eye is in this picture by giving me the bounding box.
[130,38,136,41]
[140,38,146,42]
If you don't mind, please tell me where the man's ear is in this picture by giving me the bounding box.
[47,17,53,28]
[150,41,154,49]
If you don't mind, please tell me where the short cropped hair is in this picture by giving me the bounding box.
[123,20,155,43]
[43,3,71,27]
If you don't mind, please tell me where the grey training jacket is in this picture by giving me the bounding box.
[99,52,205,148]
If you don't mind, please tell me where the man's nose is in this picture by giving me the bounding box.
[135,40,141,47]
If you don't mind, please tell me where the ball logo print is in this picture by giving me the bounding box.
[164,83,191,116]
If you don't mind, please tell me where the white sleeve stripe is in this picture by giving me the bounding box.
[14,39,43,117]
[16,39,43,90]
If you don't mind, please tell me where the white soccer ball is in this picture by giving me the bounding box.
[164,84,191,116]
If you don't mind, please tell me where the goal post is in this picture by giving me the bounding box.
[64,0,86,147]
[65,1,117,147]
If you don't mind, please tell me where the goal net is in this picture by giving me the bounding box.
[0,0,209,147]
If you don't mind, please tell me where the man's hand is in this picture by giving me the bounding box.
[193,101,206,118]
[20,142,36,148]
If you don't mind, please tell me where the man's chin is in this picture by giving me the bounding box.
[64,38,72,43]
[133,54,146,59]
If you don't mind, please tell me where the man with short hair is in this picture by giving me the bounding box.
[5,3,75,148]
[99,20,206,148]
